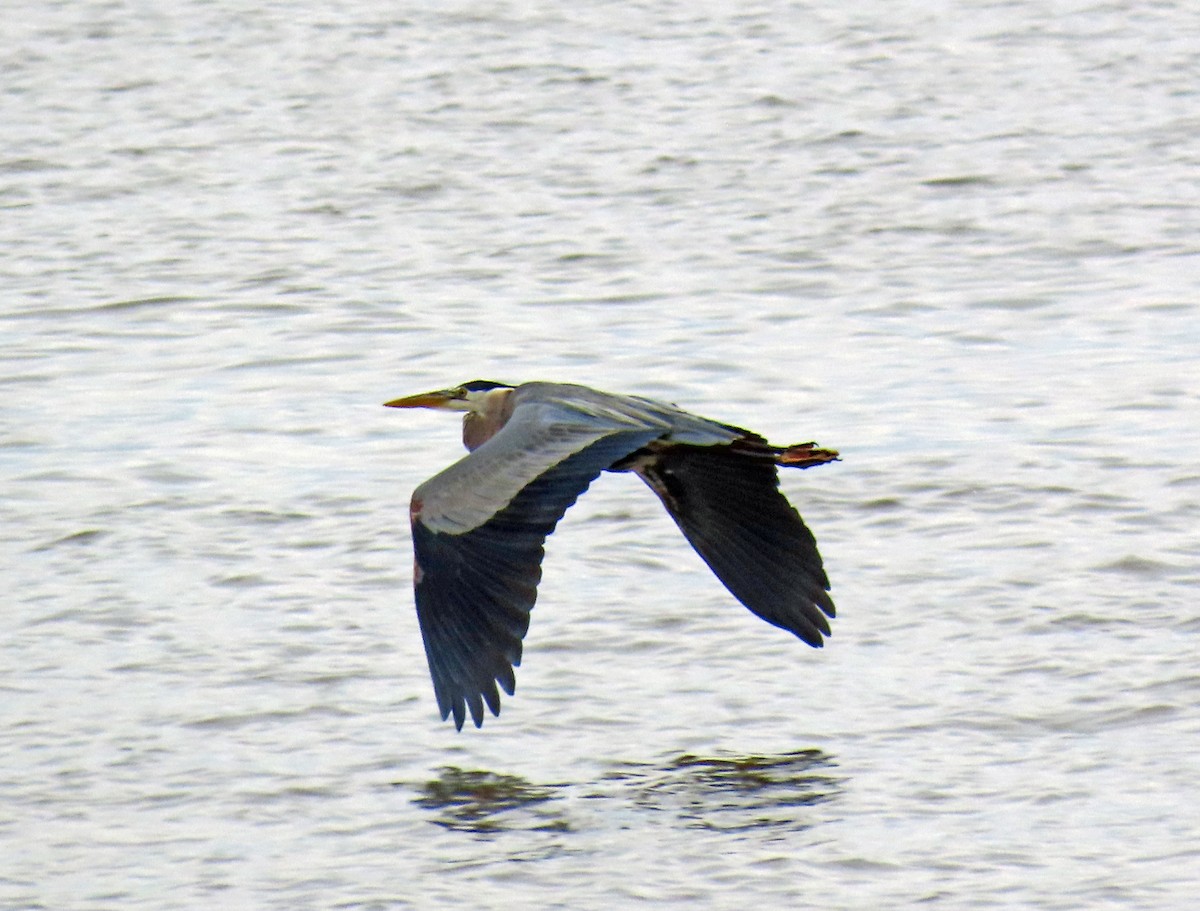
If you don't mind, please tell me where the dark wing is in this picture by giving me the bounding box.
[412,424,661,729]
[636,445,835,646]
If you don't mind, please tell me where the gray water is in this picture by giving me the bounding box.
[3,1,1199,908]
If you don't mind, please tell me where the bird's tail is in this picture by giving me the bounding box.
[776,442,840,469]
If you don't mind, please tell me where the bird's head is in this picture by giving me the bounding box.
[384,380,514,413]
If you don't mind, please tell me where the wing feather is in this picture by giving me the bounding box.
[415,398,667,535]
[412,425,662,729]
[637,445,834,646]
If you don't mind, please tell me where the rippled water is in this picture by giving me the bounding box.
[4,1,1199,908]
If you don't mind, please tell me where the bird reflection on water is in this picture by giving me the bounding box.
[414,767,569,834]
[414,750,840,836]
[607,749,841,833]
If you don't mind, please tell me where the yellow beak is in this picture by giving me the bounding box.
[383,389,459,409]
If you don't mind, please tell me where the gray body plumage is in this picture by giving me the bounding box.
[389,380,838,730]
[413,383,747,535]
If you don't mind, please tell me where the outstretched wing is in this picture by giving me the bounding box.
[410,402,662,729]
[636,445,835,646]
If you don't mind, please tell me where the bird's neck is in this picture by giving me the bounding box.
[462,387,514,451]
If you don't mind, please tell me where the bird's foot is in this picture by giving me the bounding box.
[778,443,840,468]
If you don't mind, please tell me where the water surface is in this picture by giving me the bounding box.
[3,1,1198,908]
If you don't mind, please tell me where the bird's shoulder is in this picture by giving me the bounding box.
[412,391,668,535]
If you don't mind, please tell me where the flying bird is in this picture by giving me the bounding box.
[385,380,838,729]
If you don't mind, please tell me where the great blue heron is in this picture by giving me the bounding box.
[385,380,838,730]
